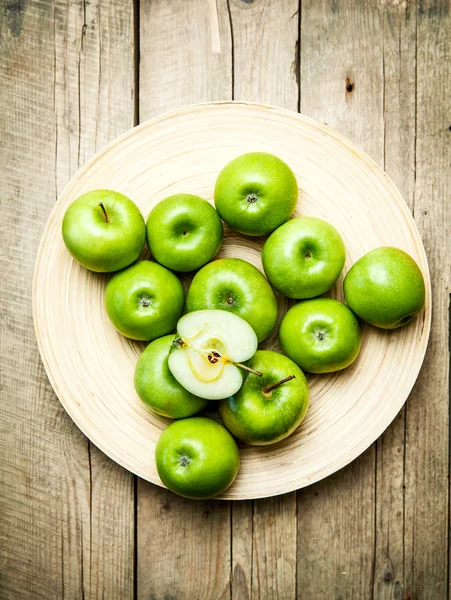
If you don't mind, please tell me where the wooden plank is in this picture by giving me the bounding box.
[53,1,137,595]
[300,0,384,161]
[138,488,232,599]
[402,2,451,598]
[54,2,137,596]
[227,1,299,598]
[230,501,253,600]
[251,494,298,599]
[1,3,87,597]
[373,3,417,597]
[137,2,233,599]
[139,0,232,120]
[0,0,135,598]
[230,0,299,110]
[296,450,376,598]
[297,2,383,597]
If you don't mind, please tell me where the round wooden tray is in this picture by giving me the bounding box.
[33,102,431,500]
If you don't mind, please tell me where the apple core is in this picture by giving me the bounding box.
[168,310,259,400]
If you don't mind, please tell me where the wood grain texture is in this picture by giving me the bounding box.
[138,487,231,599]
[1,2,88,597]
[228,2,299,598]
[403,1,451,597]
[230,0,299,110]
[252,494,298,599]
[230,501,253,600]
[139,0,232,119]
[297,450,377,599]
[0,0,135,598]
[298,3,451,599]
[54,2,136,597]
[297,2,383,598]
[137,2,233,599]
[373,2,417,597]
[2,1,450,599]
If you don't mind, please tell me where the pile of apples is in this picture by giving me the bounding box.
[62,152,426,499]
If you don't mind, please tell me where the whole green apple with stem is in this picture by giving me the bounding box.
[186,258,278,342]
[262,217,346,299]
[146,194,223,272]
[134,335,208,418]
[214,152,298,236]
[344,246,426,329]
[279,298,361,374]
[155,417,240,499]
[219,350,310,445]
[168,309,260,400]
[62,189,146,272]
[105,260,184,341]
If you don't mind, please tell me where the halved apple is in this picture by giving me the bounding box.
[168,309,259,400]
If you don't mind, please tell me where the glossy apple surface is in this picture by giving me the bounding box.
[105,261,184,341]
[186,258,278,342]
[219,350,310,445]
[279,298,361,373]
[262,217,346,299]
[344,246,425,329]
[155,417,240,499]
[146,194,223,272]
[214,152,298,236]
[62,189,145,272]
[134,335,208,418]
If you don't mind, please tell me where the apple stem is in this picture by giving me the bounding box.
[263,375,296,394]
[172,337,185,349]
[235,363,263,377]
[99,202,109,223]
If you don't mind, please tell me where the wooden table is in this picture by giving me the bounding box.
[1,1,450,598]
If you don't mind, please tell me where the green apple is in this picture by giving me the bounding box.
[262,217,346,299]
[344,247,426,329]
[186,258,278,342]
[134,335,208,418]
[168,309,259,400]
[146,194,223,272]
[105,260,184,341]
[219,350,310,445]
[156,416,240,499]
[279,298,361,373]
[62,189,146,272]
[214,152,298,236]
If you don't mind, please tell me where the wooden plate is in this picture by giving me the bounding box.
[33,102,431,500]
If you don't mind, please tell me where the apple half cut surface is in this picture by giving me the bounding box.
[168,309,259,400]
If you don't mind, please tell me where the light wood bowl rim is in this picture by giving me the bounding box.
[33,101,431,500]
